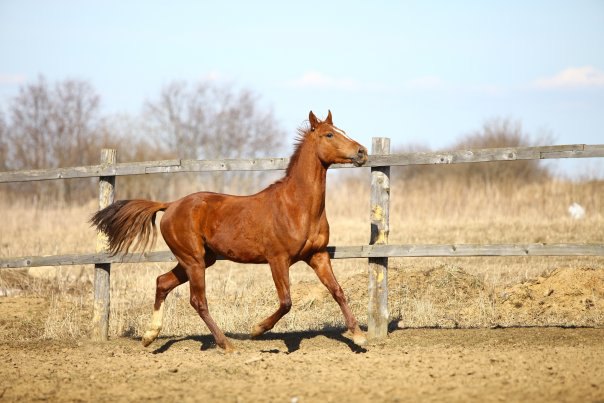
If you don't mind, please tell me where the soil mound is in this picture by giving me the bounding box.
[386,265,492,328]
[291,266,604,329]
[496,267,604,326]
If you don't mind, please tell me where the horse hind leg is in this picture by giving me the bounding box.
[142,264,188,347]
[159,208,232,351]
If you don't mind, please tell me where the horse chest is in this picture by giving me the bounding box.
[290,219,328,258]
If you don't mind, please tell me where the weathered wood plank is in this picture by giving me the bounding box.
[0,165,106,182]
[2,244,604,269]
[0,251,177,267]
[0,157,292,182]
[540,144,604,159]
[143,158,292,174]
[366,144,604,167]
[2,144,603,183]
[340,243,604,257]
[368,138,390,340]
[354,243,604,257]
[92,149,115,342]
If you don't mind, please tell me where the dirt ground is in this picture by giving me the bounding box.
[1,300,603,403]
[1,267,603,402]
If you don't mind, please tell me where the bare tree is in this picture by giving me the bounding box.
[0,110,8,171]
[144,81,285,192]
[6,76,102,170]
[98,113,176,200]
[3,76,105,201]
[51,79,102,167]
[2,77,286,202]
[7,76,54,170]
[143,82,201,159]
[450,118,551,184]
[394,118,551,186]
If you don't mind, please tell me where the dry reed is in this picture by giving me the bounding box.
[1,175,602,341]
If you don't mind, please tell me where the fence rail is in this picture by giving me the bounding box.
[1,144,603,183]
[2,244,603,269]
[1,140,603,341]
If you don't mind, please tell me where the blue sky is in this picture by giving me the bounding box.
[1,1,603,176]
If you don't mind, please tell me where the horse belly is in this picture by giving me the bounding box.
[212,242,268,264]
[205,222,268,264]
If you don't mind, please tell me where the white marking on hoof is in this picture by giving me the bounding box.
[353,333,368,347]
[142,302,164,347]
[142,329,159,347]
[251,324,266,338]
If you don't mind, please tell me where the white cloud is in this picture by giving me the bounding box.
[0,73,27,85]
[288,71,361,91]
[533,66,604,89]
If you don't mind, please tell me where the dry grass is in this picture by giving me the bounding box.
[1,175,603,341]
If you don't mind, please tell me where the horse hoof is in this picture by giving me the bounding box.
[141,330,158,347]
[353,333,368,347]
[250,324,265,338]
[223,340,236,353]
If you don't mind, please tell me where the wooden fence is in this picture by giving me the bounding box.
[1,140,603,341]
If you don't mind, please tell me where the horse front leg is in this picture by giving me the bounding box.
[251,257,292,338]
[307,251,367,346]
[187,262,235,352]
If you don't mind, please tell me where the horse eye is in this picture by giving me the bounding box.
[326,132,334,138]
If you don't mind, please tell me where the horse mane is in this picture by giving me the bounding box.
[262,120,313,191]
[285,121,311,176]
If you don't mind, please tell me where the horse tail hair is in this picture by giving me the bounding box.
[90,199,170,256]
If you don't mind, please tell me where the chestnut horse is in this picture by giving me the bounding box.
[91,110,368,351]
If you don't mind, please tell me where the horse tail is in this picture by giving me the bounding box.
[90,199,170,256]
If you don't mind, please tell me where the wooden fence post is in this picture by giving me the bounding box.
[368,137,390,339]
[92,149,116,341]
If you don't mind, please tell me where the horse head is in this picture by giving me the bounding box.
[309,110,368,167]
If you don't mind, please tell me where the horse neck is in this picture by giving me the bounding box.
[283,139,327,215]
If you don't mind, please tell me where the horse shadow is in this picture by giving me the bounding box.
[238,329,368,354]
[142,324,398,355]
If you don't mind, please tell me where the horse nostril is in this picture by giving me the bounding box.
[352,147,368,167]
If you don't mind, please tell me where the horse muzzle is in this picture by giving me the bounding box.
[351,147,368,167]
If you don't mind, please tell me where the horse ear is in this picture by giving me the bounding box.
[325,110,333,125]
[309,111,319,131]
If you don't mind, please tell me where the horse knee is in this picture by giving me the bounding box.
[190,295,209,316]
[331,286,346,304]
[281,298,292,314]
[155,278,165,294]
[155,266,187,302]
[189,294,200,309]
[155,275,173,299]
